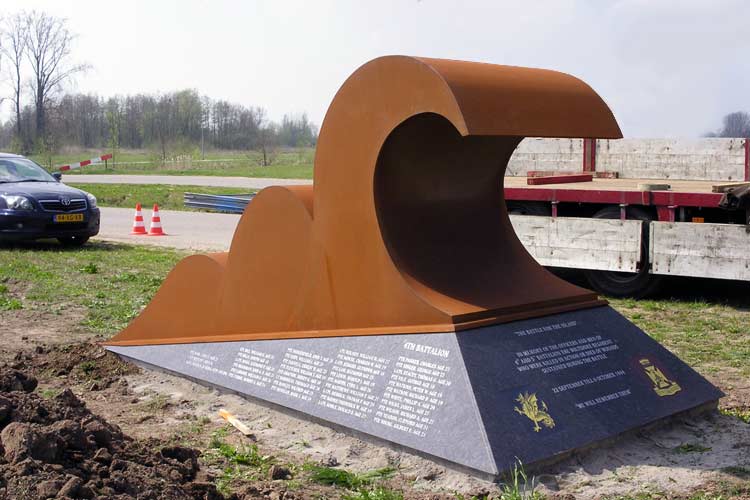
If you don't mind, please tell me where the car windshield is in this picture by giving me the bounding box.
[0,157,56,183]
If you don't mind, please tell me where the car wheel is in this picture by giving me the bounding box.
[583,206,662,298]
[57,236,90,247]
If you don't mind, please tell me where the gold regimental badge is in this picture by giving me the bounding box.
[514,392,555,432]
[639,358,681,396]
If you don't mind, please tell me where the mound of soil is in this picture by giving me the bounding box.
[0,366,225,500]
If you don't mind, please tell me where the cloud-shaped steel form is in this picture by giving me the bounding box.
[107,56,622,346]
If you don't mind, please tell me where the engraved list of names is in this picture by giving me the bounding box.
[374,342,452,438]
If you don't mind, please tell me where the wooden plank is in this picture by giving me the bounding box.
[593,171,619,179]
[711,182,750,193]
[219,409,253,436]
[510,215,642,272]
[527,170,561,177]
[637,183,671,191]
[650,222,750,280]
[526,173,593,185]
[526,170,620,179]
[504,177,717,193]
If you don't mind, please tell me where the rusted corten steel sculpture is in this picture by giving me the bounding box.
[107,56,622,347]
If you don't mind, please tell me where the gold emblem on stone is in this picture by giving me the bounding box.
[514,392,555,432]
[639,358,681,396]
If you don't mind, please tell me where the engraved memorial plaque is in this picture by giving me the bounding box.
[108,306,721,476]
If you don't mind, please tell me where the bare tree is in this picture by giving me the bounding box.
[0,13,27,145]
[24,11,88,142]
[707,111,750,138]
[720,111,750,138]
[254,108,279,167]
[105,97,121,168]
[154,96,172,161]
[0,19,3,108]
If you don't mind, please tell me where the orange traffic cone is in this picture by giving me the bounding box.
[148,204,166,236]
[131,203,147,235]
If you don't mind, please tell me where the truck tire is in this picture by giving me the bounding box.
[583,206,662,298]
[506,201,551,216]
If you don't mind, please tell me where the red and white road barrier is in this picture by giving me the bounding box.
[57,153,113,172]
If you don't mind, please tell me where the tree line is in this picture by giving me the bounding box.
[705,111,750,138]
[0,10,317,159]
[0,89,318,155]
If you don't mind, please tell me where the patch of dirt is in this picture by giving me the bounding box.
[0,366,226,499]
[0,305,89,363]
[711,372,750,417]
[20,342,139,387]
[80,359,749,500]
[546,410,750,498]
[103,367,501,495]
[3,337,750,500]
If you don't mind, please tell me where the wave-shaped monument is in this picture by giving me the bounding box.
[106,56,722,477]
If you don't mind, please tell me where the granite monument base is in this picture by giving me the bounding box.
[106,306,722,477]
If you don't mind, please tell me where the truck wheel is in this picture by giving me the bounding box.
[506,201,551,216]
[583,206,662,298]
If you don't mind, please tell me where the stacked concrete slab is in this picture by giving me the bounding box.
[506,138,584,176]
[508,138,747,181]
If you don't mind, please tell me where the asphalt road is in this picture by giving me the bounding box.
[65,174,311,189]
[95,207,240,251]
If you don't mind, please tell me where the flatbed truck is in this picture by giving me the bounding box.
[505,138,750,297]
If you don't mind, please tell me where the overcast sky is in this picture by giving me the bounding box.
[1,0,748,137]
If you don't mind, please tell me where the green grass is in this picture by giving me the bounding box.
[1,239,747,380]
[66,183,254,211]
[611,297,750,376]
[1,240,746,377]
[42,148,314,179]
[0,282,23,310]
[602,480,750,500]
[141,392,172,412]
[305,464,400,500]
[719,407,750,423]
[0,241,183,334]
[163,416,213,449]
[31,148,165,168]
[498,460,544,500]
[304,464,396,489]
[215,465,257,496]
[343,487,404,500]
[37,387,60,399]
[674,443,712,454]
[451,461,543,500]
[206,426,277,495]
[601,494,667,500]
[78,360,97,375]
[208,426,274,468]
[67,162,312,179]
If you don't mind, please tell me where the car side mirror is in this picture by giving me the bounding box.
[52,172,62,182]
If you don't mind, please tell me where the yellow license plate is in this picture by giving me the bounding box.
[54,213,84,223]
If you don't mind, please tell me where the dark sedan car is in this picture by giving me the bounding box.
[0,153,100,246]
